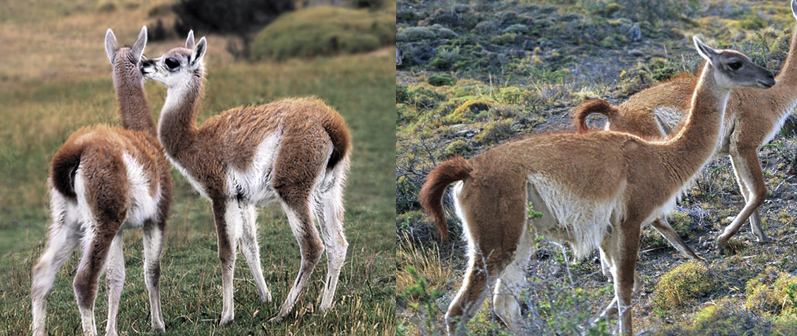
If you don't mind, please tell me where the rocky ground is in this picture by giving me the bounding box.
[396,0,797,334]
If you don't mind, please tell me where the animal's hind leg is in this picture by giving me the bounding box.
[31,202,80,336]
[650,218,703,261]
[315,170,348,312]
[238,203,272,303]
[73,220,121,336]
[142,220,166,331]
[492,228,533,333]
[104,232,125,336]
[269,200,324,323]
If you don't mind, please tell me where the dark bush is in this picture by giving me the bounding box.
[173,0,294,57]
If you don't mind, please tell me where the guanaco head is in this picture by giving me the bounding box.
[105,26,148,86]
[141,30,207,88]
[694,36,775,90]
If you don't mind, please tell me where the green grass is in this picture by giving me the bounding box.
[0,48,396,334]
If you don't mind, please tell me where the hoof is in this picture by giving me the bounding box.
[267,315,284,324]
[220,316,234,325]
[755,236,773,244]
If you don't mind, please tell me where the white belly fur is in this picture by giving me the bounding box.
[227,131,282,205]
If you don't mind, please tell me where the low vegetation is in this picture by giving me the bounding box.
[250,6,396,61]
[397,0,797,334]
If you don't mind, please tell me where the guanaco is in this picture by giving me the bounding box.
[420,38,774,335]
[31,27,172,336]
[574,0,797,253]
[141,32,351,324]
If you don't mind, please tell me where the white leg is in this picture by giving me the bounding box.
[315,178,348,312]
[492,229,532,333]
[268,202,324,323]
[105,233,125,336]
[142,221,165,332]
[214,199,242,325]
[31,214,80,336]
[238,203,272,303]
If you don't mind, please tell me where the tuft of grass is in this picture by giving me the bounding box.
[250,6,395,61]
[745,266,797,317]
[653,261,718,311]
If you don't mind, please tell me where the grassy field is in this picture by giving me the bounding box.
[0,1,395,335]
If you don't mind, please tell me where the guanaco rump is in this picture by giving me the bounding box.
[574,0,797,253]
[31,27,172,336]
[140,32,351,324]
[420,38,775,335]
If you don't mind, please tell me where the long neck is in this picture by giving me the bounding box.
[158,77,202,159]
[775,23,797,86]
[662,64,730,183]
[115,71,156,136]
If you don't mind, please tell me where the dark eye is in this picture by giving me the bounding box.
[728,61,742,70]
[165,58,180,70]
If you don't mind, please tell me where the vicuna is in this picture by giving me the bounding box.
[574,0,797,254]
[31,27,172,336]
[420,38,774,335]
[141,32,351,324]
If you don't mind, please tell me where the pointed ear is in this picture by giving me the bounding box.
[791,0,797,20]
[693,36,717,64]
[105,29,118,64]
[190,36,207,67]
[186,30,195,49]
[131,26,147,64]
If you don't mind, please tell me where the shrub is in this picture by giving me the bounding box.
[474,119,514,144]
[173,0,293,36]
[250,6,395,60]
[427,74,457,87]
[653,261,718,311]
[443,139,471,157]
[745,266,797,317]
[396,27,436,42]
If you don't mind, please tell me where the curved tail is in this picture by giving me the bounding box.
[323,113,351,169]
[50,142,86,201]
[419,157,472,243]
[572,99,619,133]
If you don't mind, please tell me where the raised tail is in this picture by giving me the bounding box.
[572,99,619,133]
[50,141,86,201]
[419,157,472,243]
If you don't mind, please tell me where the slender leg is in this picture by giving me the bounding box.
[238,203,272,303]
[492,229,532,333]
[446,249,506,335]
[315,177,348,312]
[213,199,241,325]
[269,201,325,323]
[142,220,166,331]
[73,222,119,336]
[614,221,640,335]
[31,212,81,336]
[720,150,770,250]
[650,218,703,261]
[105,233,125,336]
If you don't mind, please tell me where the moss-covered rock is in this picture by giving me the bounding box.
[447,98,495,123]
[443,139,471,157]
[474,119,514,144]
[653,261,718,311]
[745,266,797,317]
